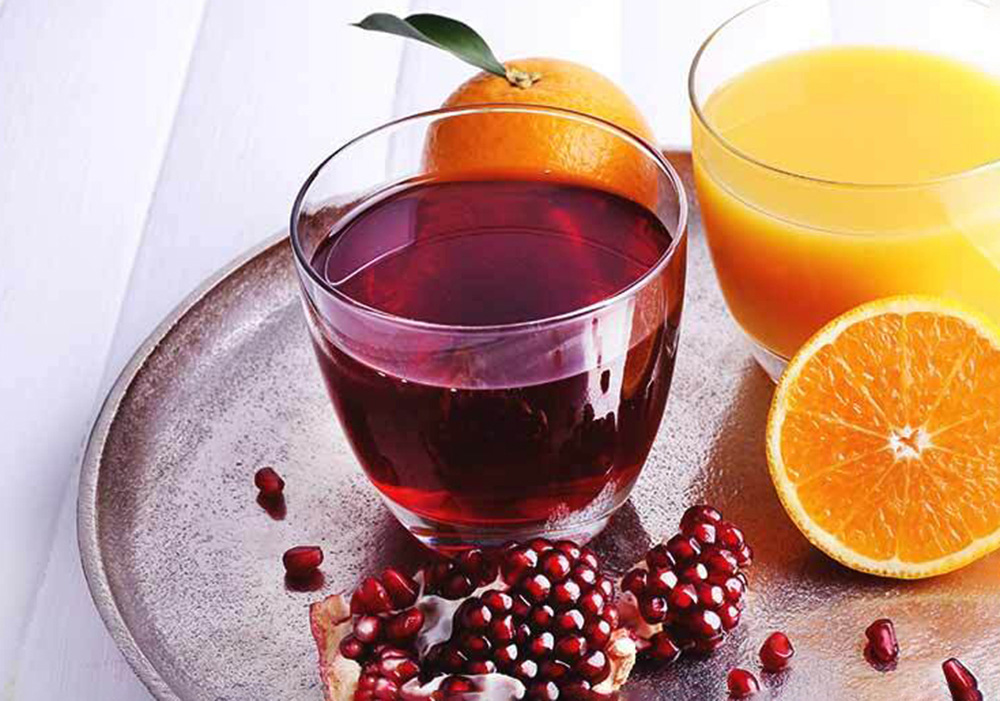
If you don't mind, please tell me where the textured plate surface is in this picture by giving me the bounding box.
[80,154,1000,701]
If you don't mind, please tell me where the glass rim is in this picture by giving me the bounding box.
[688,0,1000,190]
[289,102,688,334]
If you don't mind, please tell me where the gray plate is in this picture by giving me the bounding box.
[79,154,1000,701]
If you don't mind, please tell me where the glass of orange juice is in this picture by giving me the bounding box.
[690,0,1000,380]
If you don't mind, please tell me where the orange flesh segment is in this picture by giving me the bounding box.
[779,306,1000,568]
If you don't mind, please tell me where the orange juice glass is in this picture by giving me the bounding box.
[690,0,1000,380]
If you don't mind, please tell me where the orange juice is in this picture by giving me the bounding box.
[692,47,1000,360]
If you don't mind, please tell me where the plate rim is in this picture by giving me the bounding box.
[76,232,290,701]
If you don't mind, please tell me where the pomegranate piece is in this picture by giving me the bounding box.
[727,668,760,698]
[759,631,794,672]
[283,545,323,579]
[620,505,751,665]
[309,539,637,700]
[943,658,984,701]
[254,466,284,496]
[863,619,899,666]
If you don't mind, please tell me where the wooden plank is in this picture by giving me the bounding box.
[0,0,206,695]
[14,0,403,698]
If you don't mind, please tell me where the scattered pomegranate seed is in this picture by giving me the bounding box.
[727,668,761,698]
[760,631,795,672]
[864,619,899,666]
[282,545,323,579]
[254,467,284,497]
[943,658,984,701]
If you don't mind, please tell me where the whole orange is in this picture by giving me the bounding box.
[423,58,659,207]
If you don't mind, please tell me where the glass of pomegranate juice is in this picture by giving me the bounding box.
[291,105,688,550]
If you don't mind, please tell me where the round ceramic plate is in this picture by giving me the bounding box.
[79,154,1000,701]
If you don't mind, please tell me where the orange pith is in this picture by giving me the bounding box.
[767,296,1000,578]
[423,58,658,207]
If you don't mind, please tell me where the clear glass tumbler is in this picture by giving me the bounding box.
[690,0,1000,380]
[290,105,688,550]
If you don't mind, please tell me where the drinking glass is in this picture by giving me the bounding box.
[290,105,688,550]
[690,0,1000,380]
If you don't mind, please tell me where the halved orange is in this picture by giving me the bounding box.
[766,296,1000,578]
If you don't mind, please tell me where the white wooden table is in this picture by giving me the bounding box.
[0,1,750,697]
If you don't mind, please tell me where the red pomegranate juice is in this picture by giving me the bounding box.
[307,179,684,537]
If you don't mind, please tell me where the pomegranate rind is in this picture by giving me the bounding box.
[309,594,360,701]
[767,295,1000,579]
[601,628,638,693]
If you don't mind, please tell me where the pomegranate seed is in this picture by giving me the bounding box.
[539,551,573,582]
[381,568,419,609]
[554,540,582,561]
[943,658,983,701]
[718,603,741,631]
[602,606,620,630]
[578,547,600,570]
[703,548,740,577]
[864,619,899,665]
[490,615,516,643]
[721,575,746,602]
[529,632,555,658]
[646,543,676,569]
[579,590,605,617]
[443,572,474,599]
[551,579,582,609]
[539,658,571,678]
[520,573,552,604]
[555,634,588,663]
[282,545,322,579]
[574,649,610,683]
[502,547,539,584]
[253,467,284,496]
[482,590,514,613]
[570,565,598,588]
[666,534,701,563]
[680,504,723,533]
[528,680,560,701]
[442,675,475,693]
[530,604,555,630]
[646,568,679,596]
[351,575,393,615]
[338,634,364,660]
[679,562,709,582]
[353,615,382,644]
[513,658,539,681]
[460,599,493,631]
[685,609,723,640]
[465,659,496,675]
[495,642,519,667]
[594,577,614,600]
[639,595,668,623]
[555,610,585,634]
[667,583,699,612]
[760,631,794,672]
[584,619,612,648]
[717,523,745,550]
[386,607,424,643]
[459,632,491,659]
[727,668,760,698]
[648,631,682,664]
[695,583,725,608]
[528,538,553,554]
[689,522,717,546]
